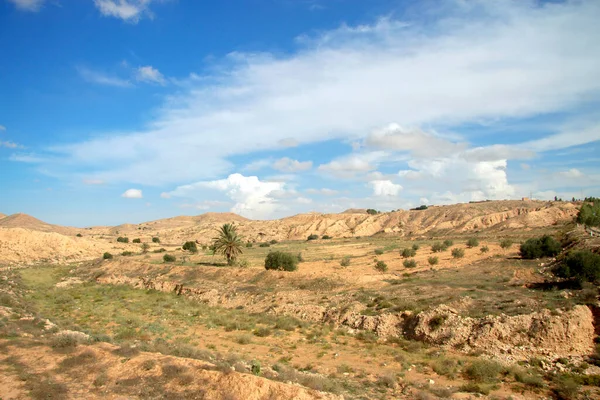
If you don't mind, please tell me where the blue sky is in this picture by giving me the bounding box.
[1,0,599,227]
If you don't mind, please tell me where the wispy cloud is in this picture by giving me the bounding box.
[135,65,166,85]
[9,153,45,163]
[93,0,157,23]
[0,125,6,131]
[121,188,143,198]
[77,66,132,88]
[6,0,44,12]
[0,141,23,149]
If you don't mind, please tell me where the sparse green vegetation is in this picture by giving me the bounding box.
[246,242,253,248]
[265,251,298,271]
[366,209,379,215]
[270,239,278,244]
[431,242,448,252]
[451,248,465,259]
[259,243,270,247]
[403,259,417,268]
[401,248,416,258]
[182,241,198,253]
[121,251,134,256]
[375,260,388,272]
[132,238,141,243]
[554,250,600,283]
[520,235,561,259]
[152,237,160,243]
[500,238,513,249]
[480,245,489,253]
[577,198,600,227]
[412,243,420,251]
[428,256,439,266]
[307,234,319,241]
[322,235,332,240]
[374,248,384,255]
[163,254,176,263]
[340,256,351,267]
[466,238,479,248]
[464,359,503,383]
[116,237,129,243]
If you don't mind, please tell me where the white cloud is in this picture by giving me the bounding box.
[122,188,143,198]
[243,158,272,172]
[6,0,43,11]
[369,180,402,197]
[9,153,45,163]
[77,66,132,87]
[306,188,338,196]
[135,65,166,85]
[0,125,6,131]
[559,168,583,178]
[160,192,171,199]
[25,0,600,212]
[83,179,105,185]
[273,157,312,172]
[164,173,284,219]
[93,0,157,23]
[0,141,21,149]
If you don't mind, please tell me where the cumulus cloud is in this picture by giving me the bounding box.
[94,0,158,23]
[122,188,143,198]
[36,1,600,187]
[318,153,380,178]
[163,173,285,219]
[277,138,299,148]
[559,168,584,178]
[6,0,43,11]
[77,66,132,87]
[135,66,166,85]
[273,157,312,173]
[369,180,402,197]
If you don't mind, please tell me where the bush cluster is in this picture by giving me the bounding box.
[401,248,416,258]
[403,259,417,268]
[466,238,479,248]
[163,254,176,263]
[519,235,561,259]
[152,237,160,243]
[554,251,600,283]
[443,239,453,247]
[103,252,113,260]
[431,242,448,253]
[500,239,513,249]
[132,238,141,244]
[307,234,319,241]
[116,237,129,243]
[259,243,270,248]
[577,199,600,227]
[322,235,332,240]
[265,251,298,271]
[374,260,388,272]
[428,256,439,265]
[366,209,379,215]
[451,248,465,259]
[182,241,198,253]
[412,243,420,251]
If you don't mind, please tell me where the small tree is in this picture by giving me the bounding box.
[152,237,160,243]
[265,251,298,271]
[103,252,113,260]
[132,238,141,244]
[141,243,150,254]
[375,260,388,272]
[366,209,379,215]
[428,256,439,266]
[182,241,198,253]
[466,238,479,248]
[163,254,176,263]
[520,235,561,259]
[554,251,600,283]
[307,234,319,241]
[76,233,83,237]
[212,223,244,265]
[116,237,129,243]
[451,248,465,259]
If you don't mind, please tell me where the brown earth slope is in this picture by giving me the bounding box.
[0,213,74,235]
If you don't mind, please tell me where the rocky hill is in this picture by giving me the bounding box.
[102,200,579,244]
[0,213,74,235]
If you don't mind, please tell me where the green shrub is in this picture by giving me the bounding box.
[246,242,253,248]
[431,242,448,252]
[464,360,503,383]
[466,238,479,248]
[121,251,134,256]
[403,259,417,268]
[182,241,198,253]
[412,243,420,251]
[296,253,304,262]
[401,248,416,258]
[520,235,561,259]
[163,254,176,263]
[265,251,298,271]
[235,259,250,268]
[374,249,384,255]
[500,239,513,249]
[443,239,453,247]
[76,233,82,237]
[340,257,351,267]
[375,261,388,272]
[451,248,465,259]
[480,245,489,253]
[553,375,580,400]
[307,234,319,241]
[132,238,141,244]
[322,235,332,240]
[251,360,261,376]
[413,205,428,210]
[366,209,379,215]
[141,243,150,253]
[259,243,270,248]
[153,248,166,253]
[577,199,600,228]
[270,239,278,244]
[554,251,600,282]
[103,252,113,260]
[428,256,439,266]
[152,237,160,243]
[116,237,129,243]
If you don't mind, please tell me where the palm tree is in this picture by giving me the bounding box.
[212,223,244,265]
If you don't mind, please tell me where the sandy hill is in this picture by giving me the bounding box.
[0,213,75,235]
[98,200,579,244]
